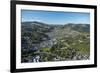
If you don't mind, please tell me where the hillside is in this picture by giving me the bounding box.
[21,21,90,63]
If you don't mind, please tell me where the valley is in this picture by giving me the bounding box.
[21,21,90,63]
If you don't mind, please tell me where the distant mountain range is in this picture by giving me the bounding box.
[22,21,90,32]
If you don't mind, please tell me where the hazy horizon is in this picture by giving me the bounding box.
[21,21,90,25]
[21,10,90,25]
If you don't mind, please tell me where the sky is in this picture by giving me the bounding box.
[21,10,90,25]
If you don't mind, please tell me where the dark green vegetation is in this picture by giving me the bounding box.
[21,21,90,63]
